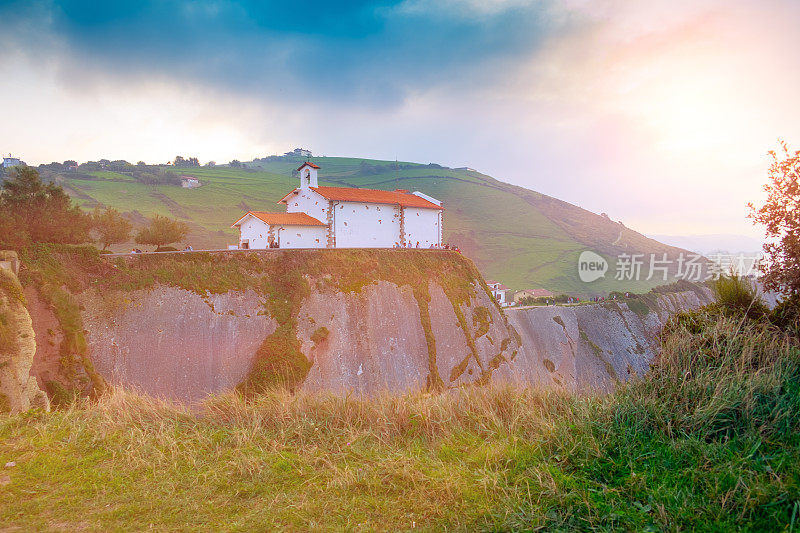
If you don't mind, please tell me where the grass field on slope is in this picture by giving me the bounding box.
[1,310,798,530]
[56,156,689,295]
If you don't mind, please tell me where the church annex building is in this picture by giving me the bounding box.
[232,162,444,249]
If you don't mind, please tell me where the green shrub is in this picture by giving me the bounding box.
[712,274,768,318]
[770,297,800,337]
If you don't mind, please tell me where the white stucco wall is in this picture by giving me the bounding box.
[278,225,328,248]
[237,215,327,249]
[238,216,269,249]
[403,207,442,248]
[491,289,506,304]
[284,188,329,224]
[332,201,402,248]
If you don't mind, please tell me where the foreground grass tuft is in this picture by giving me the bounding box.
[0,311,798,530]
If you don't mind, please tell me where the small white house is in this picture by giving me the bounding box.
[233,162,443,249]
[284,148,312,158]
[180,176,201,188]
[486,280,511,307]
[3,156,21,169]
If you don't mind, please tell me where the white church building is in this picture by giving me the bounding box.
[233,162,443,249]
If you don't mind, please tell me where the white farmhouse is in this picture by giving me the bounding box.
[3,156,21,169]
[486,280,511,307]
[233,162,443,249]
[180,176,201,188]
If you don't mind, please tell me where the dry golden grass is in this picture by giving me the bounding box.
[1,311,798,530]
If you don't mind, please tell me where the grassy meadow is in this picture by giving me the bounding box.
[54,156,689,296]
[1,309,798,531]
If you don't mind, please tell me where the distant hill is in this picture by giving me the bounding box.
[51,155,695,295]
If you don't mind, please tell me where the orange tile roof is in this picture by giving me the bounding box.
[232,211,326,227]
[297,162,320,170]
[308,186,442,209]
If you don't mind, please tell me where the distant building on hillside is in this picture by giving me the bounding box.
[180,176,201,189]
[486,280,511,307]
[232,162,443,249]
[284,148,312,158]
[3,155,21,168]
[513,288,554,304]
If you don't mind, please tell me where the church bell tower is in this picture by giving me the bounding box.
[296,162,319,189]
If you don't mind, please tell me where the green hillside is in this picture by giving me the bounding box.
[52,156,693,295]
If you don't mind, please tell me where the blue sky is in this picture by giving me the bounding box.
[2,0,800,237]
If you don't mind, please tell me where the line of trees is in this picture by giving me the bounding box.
[0,167,189,251]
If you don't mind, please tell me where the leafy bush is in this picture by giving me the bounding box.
[135,215,189,251]
[91,207,132,250]
[0,167,92,248]
[748,142,800,297]
[712,274,768,318]
[770,297,800,337]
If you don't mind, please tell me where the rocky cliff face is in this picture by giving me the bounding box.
[81,287,276,402]
[17,247,713,403]
[72,277,530,401]
[0,263,49,413]
[296,279,542,395]
[503,288,713,393]
[21,249,528,402]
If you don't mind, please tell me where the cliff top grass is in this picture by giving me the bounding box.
[19,244,483,296]
[0,307,797,530]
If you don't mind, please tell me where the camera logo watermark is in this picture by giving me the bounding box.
[578,251,609,282]
[578,251,762,283]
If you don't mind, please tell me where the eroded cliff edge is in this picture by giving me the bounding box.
[17,246,712,403]
[503,285,713,393]
[0,253,49,413]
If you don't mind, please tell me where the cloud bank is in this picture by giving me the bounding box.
[1,0,799,236]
